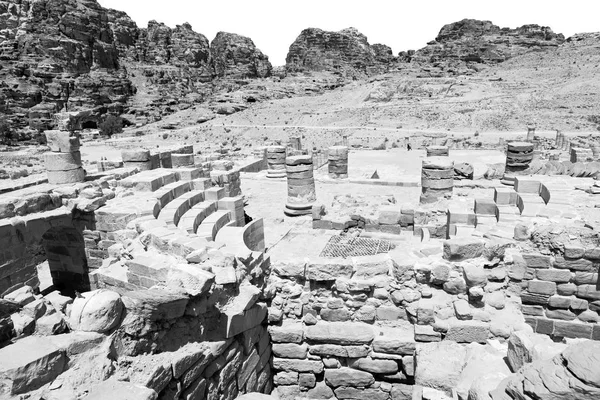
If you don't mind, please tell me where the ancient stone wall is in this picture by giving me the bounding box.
[510,248,600,339]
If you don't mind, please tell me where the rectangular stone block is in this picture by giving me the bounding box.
[494,187,518,205]
[535,269,572,283]
[522,253,553,269]
[378,207,402,225]
[514,178,541,194]
[553,321,592,339]
[474,198,497,215]
[445,321,490,343]
[528,280,557,296]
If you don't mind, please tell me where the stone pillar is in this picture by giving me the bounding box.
[526,126,535,142]
[328,146,348,179]
[342,135,349,147]
[420,157,454,204]
[591,145,600,160]
[426,146,449,157]
[122,149,153,171]
[505,141,534,173]
[267,146,287,178]
[284,155,316,216]
[44,131,85,184]
[556,132,563,149]
[290,136,302,151]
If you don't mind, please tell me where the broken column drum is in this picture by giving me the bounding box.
[266,145,286,178]
[328,146,348,179]
[426,146,449,157]
[284,155,317,216]
[420,157,454,204]
[44,131,85,184]
[505,141,534,173]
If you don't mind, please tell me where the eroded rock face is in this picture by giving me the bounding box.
[285,27,393,77]
[412,19,565,72]
[0,0,135,130]
[211,32,272,79]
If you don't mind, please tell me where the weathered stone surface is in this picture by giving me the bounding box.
[69,289,123,333]
[272,358,324,374]
[443,238,484,261]
[305,322,374,345]
[272,343,308,359]
[0,336,67,394]
[211,32,272,79]
[85,378,158,400]
[415,341,467,394]
[269,322,304,343]
[348,357,398,374]
[445,321,490,343]
[324,367,375,388]
[286,27,392,77]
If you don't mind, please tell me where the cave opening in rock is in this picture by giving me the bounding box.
[81,120,97,129]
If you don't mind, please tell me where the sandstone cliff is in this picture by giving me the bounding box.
[211,32,272,79]
[412,19,565,74]
[285,27,393,77]
[0,0,274,131]
[0,0,135,130]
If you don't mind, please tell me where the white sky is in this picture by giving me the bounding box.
[98,0,599,66]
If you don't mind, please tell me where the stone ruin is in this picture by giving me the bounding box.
[1,130,600,400]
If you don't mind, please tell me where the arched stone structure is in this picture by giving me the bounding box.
[1,208,92,296]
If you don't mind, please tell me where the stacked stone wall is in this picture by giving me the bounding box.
[510,249,600,340]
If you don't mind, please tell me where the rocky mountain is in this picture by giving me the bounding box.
[0,0,273,131]
[211,32,272,79]
[412,19,565,75]
[0,0,135,130]
[285,27,395,78]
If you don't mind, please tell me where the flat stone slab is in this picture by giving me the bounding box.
[0,336,67,394]
[305,321,375,345]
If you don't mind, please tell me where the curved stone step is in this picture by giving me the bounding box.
[195,210,231,241]
[152,181,193,218]
[177,201,218,234]
[157,190,206,227]
[119,169,178,192]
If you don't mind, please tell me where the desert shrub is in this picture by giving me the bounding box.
[0,117,14,144]
[99,115,123,137]
[162,133,169,140]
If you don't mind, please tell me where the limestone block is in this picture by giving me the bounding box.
[47,167,85,184]
[415,341,467,394]
[474,198,497,215]
[0,336,67,394]
[69,289,123,333]
[220,303,267,338]
[528,280,557,296]
[443,238,484,261]
[347,357,398,374]
[445,320,490,343]
[308,344,370,358]
[122,149,151,162]
[268,322,304,343]
[272,358,324,373]
[305,322,375,345]
[272,343,308,359]
[85,378,158,400]
[324,367,375,388]
[172,153,195,167]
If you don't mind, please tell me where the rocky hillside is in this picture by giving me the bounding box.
[0,0,135,131]
[285,27,396,78]
[412,19,565,75]
[0,0,273,131]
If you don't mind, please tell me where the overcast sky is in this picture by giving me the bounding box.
[98,0,599,66]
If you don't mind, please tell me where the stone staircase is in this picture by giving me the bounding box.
[90,168,265,292]
[447,176,580,240]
